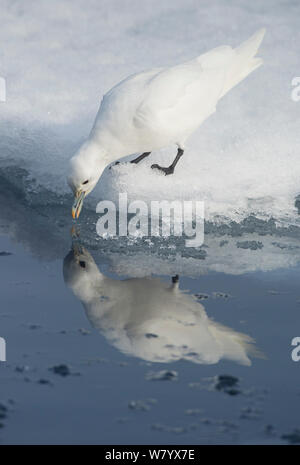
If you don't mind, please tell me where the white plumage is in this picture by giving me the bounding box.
[69,29,265,217]
[64,245,259,365]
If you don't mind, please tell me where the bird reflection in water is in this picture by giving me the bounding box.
[63,242,260,366]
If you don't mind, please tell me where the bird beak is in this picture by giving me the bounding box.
[72,190,85,219]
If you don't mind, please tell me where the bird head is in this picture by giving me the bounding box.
[63,243,102,302]
[68,141,107,219]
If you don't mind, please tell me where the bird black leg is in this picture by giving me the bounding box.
[151,148,184,175]
[109,152,151,169]
[130,152,151,164]
[172,274,179,284]
[171,274,179,290]
[110,152,151,169]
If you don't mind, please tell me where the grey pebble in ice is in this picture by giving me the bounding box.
[0,403,8,429]
[37,379,52,386]
[219,240,229,247]
[78,328,91,335]
[240,405,263,420]
[236,240,264,250]
[185,408,203,416]
[15,365,30,373]
[49,364,71,377]
[145,370,178,382]
[194,293,209,300]
[281,429,300,444]
[151,423,186,434]
[214,375,241,396]
[128,399,157,411]
[212,292,232,299]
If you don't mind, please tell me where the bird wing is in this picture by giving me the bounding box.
[94,67,164,135]
[133,46,235,140]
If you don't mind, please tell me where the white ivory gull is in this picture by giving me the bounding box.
[68,29,266,218]
[63,245,260,365]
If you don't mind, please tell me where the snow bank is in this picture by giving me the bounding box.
[0,0,300,224]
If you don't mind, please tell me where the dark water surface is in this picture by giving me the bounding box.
[1,222,300,444]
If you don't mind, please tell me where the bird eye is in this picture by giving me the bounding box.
[79,261,86,268]
[82,180,89,185]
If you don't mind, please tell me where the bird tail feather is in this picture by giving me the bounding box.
[220,28,266,99]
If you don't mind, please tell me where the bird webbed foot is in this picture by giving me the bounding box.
[151,164,174,175]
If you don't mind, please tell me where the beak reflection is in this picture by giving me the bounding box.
[72,191,85,219]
